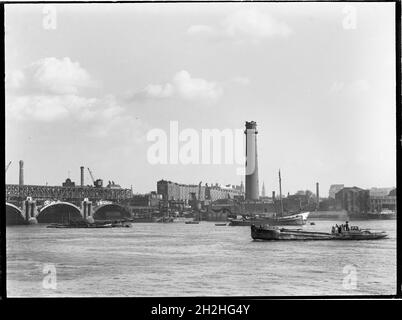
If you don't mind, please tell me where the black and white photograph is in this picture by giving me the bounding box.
[3,0,399,303]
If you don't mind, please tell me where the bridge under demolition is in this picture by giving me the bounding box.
[6,184,132,202]
[6,180,132,225]
[6,197,132,225]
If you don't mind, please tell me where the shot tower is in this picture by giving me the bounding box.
[244,121,259,200]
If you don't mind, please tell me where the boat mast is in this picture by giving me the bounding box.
[279,169,284,217]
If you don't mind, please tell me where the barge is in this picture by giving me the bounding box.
[251,224,388,241]
[47,219,132,228]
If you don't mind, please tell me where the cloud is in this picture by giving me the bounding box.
[6,92,147,143]
[223,9,292,39]
[187,9,292,43]
[7,95,71,122]
[133,70,223,102]
[6,57,147,147]
[6,70,25,88]
[5,57,125,128]
[6,94,115,123]
[7,57,96,94]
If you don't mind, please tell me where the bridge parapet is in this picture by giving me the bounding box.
[6,184,133,202]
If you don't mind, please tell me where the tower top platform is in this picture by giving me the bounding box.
[245,121,257,129]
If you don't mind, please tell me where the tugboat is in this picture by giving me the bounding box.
[251,224,388,241]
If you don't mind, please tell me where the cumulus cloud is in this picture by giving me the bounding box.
[6,57,147,145]
[133,70,223,102]
[187,9,292,43]
[223,9,292,40]
[6,56,114,124]
[7,57,96,94]
[6,94,122,123]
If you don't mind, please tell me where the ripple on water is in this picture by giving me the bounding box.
[6,220,396,297]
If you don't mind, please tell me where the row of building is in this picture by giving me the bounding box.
[332,186,396,215]
[156,179,244,203]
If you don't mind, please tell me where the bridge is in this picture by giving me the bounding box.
[6,184,132,202]
[6,198,132,225]
[5,184,133,225]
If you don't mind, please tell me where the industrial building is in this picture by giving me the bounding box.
[369,188,396,212]
[156,179,244,203]
[335,187,370,215]
[328,184,344,199]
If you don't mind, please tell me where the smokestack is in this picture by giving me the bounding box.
[272,191,275,200]
[244,121,259,200]
[80,166,84,187]
[316,182,320,209]
[19,160,24,186]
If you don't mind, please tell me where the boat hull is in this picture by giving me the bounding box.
[47,223,113,228]
[251,225,388,241]
[131,217,154,223]
[369,214,396,220]
[230,212,309,226]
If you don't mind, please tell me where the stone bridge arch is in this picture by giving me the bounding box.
[93,203,131,221]
[6,203,25,225]
[37,202,82,223]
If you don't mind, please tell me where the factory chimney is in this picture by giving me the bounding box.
[80,166,84,187]
[316,182,320,210]
[244,121,259,200]
[19,160,24,186]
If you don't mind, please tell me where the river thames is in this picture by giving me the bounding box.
[7,220,396,297]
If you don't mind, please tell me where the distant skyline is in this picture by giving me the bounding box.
[5,2,396,197]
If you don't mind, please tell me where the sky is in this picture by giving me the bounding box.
[5,2,396,196]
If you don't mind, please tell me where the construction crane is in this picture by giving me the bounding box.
[87,167,103,188]
[87,167,95,184]
[5,161,11,173]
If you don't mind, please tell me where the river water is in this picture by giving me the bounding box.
[6,220,396,297]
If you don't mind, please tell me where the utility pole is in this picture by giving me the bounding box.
[279,169,284,216]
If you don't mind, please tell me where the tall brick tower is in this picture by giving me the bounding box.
[244,121,259,200]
